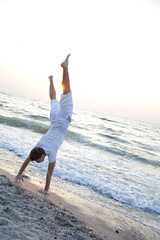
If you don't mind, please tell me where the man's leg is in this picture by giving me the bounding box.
[61,54,71,95]
[48,75,56,100]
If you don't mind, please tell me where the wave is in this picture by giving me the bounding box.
[0,100,7,104]
[38,106,48,111]
[98,133,129,144]
[129,153,160,168]
[0,115,49,134]
[100,126,124,135]
[0,92,10,96]
[1,115,159,168]
[100,117,116,123]
[67,130,127,156]
[26,114,49,121]
[68,131,160,168]
[0,115,127,156]
[55,165,160,215]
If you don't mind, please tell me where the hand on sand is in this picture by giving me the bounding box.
[38,189,49,195]
[61,54,71,69]
[48,75,53,81]
[14,174,24,182]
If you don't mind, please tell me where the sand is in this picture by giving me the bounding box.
[0,168,160,240]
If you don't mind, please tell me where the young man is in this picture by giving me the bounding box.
[15,54,73,194]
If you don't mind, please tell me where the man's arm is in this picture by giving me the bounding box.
[42,161,56,194]
[15,156,31,182]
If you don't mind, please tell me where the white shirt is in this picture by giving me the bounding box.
[36,91,73,163]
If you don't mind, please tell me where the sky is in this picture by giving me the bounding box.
[0,0,160,125]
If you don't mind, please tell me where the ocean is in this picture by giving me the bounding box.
[0,91,160,233]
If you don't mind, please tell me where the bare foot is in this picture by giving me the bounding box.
[48,75,53,81]
[61,54,71,69]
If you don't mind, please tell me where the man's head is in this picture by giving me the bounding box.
[30,147,46,163]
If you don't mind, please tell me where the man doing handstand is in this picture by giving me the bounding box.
[15,54,73,194]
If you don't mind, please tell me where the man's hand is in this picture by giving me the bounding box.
[14,174,24,182]
[38,189,49,195]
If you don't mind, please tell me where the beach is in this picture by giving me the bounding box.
[0,168,160,240]
[0,92,160,239]
[1,0,160,238]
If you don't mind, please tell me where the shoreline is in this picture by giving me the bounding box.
[0,168,160,240]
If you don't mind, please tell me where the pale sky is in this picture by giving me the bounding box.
[0,0,160,124]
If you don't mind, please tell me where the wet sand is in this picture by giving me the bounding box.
[0,168,160,240]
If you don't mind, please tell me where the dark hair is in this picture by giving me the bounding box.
[30,147,45,161]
